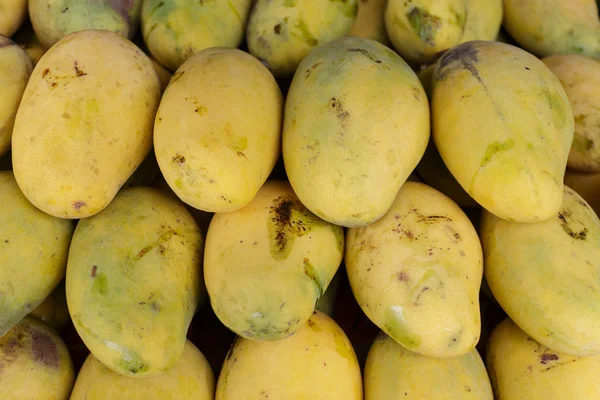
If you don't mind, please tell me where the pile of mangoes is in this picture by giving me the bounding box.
[1,0,600,399]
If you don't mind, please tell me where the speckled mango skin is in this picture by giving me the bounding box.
[542,55,600,173]
[0,172,74,337]
[346,182,483,358]
[70,340,214,400]
[29,0,142,50]
[487,318,600,400]
[12,30,161,219]
[0,37,32,159]
[216,310,362,400]
[0,0,27,36]
[0,317,74,400]
[283,36,429,228]
[347,0,390,46]
[432,41,574,223]
[365,331,493,400]
[246,0,358,78]
[29,282,70,333]
[204,180,344,341]
[154,48,282,214]
[66,187,204,378]
[482,186,600,356]
[384,0,501,65]
[142,0,252,71]
[503,0,600,60]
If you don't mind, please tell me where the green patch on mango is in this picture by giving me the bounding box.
[92,272,108,295]
[385,306,422,349]
[572,134,594,152]
[406,7,441,46]
[118,350,150,374]
[284,0,297,7]
[480,139,515,167]
[329,0,359,19]
[303,258,324,299]
[294,18,318,47]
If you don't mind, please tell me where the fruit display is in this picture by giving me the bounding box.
[1,0,600,399]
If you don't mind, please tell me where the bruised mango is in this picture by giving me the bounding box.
[283,36,429,228]
[0,316,74,399]
[0,0,27,36]
[70,340,214,400]
[432,41,574,222]
[246,0,358,78]
[346,182,483,358]
[347,0,390,46]
[204,180,344,340]
[0,171,74,336]
[12,30,161,219]
[482,186,600,356]
[216,310,362,399]
[365,331,493,399]
[66,187,204,377]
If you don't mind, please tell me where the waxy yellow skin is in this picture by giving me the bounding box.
[348,0,390,46]
[0,0,27,36]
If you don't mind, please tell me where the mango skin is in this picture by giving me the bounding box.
[154,48,282,213]
[216,310,362,400]
[246,0,358,78]
[432,41,574,223]
[0,37,32,159]
[0,171,74,337]
[283,36,429,228]
[0,316,74,400]
[66,187,204,378]
[0,0,27,36]
[347,0,390,46]
[564,169,600,215]
[142,0,252,71]
[460,0,503,44]
[503,0,600,60]
[365,331,493,400]
[29,281,70,334]
[70,340,214,400]
[12,30,161,219]
[482,186,600,356]
[29,0,142,50]
[346,181,483,358]
[487,318,600,400]
[204,180,344,341]
[542,55,600,172]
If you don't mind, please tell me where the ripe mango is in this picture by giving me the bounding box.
[0,0,27,36]
[348,0,390,46]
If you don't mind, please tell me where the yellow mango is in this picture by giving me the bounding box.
[12,30,160,219]
[542,54,600,172]
[0,0,27,36]
[348,0,390,46]
[283,36,429,228]
[142,0,252,71]
[460,0,503,44]
[246,0,358,78]
[432,40,574,222]
[216,310,362,399]
[70,340,214,399]
[0,36,32,158]
[365,331,493,399]
[482,185,600,356]
[204,180,344,340]
[346,181,483,358]
[0,171,74,336]
[564,169,600,215]
[503,0,600,60]
[0,316,74,399]
[66,187,204,377]
[154,48,282,213]
[29,281,70,333]
[488,318,600,399]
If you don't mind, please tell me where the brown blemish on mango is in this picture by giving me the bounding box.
[73,201,86,210]
[304,61,323,78]
[73,61,87,77]
[437,42,483,85]
[540,352,559,364]
[330,97,349,128]
[557,210,587,240]
[346,48,382,64]
[172,154,185,164]
[29,328,59,368]
[397,270,410,282]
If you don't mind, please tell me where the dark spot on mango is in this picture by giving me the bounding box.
[73,61,87,77]
[540,353,559,364]
[304,61,323,78]
[172,154,185,164]
[330,97,350,128]
[274,24,281,34]
[406,7,441,46]
[29,329,59,368]
[558,210,587,240]
[398,271,410,282]
[42,68,50,78]
[417,214,453,223]
[91,265,97,277]
[346,48,382,64]
[465,386,471,392]
[437,42,483,85]
[413,286,430,305]
[73,201,86,211]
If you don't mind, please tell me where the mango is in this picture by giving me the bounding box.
[246,0,358,78]
[216,310,362,399]
[542,54,600,172]
[0,316,74,400]
[29,0,142,49]
[503,0,600,60]
[346,181,483,358]
[150,58,172,93]
[365,331,493,399]
[283,36,429,228]
[564,169,600,215]
[66,187,204,377]
[70,340,214,399]
[347,0,390,46]
[487,318,600,399]
[482,185,600,356]
[154,48,282,213]
[0,36,33,159]
[385,0,502,65]
[0,171,74,336]
[12,30,161,219]
[141,0,252,71]
[29,282,70,334]
[0,0,27,36]
[316,266,342,317]
[204,180,343,340]
[432,40,574,223]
